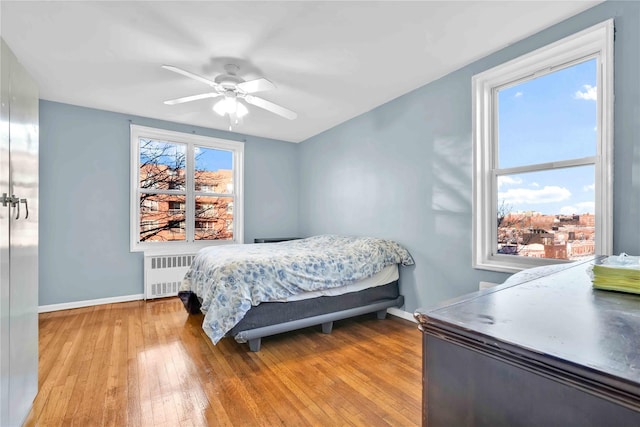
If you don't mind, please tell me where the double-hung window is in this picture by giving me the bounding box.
[130,125,244,252]
[473,20,614,273]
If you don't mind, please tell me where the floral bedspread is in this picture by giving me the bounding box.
[180,235,414,343]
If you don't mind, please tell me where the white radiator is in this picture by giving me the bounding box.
[144,254,195,299]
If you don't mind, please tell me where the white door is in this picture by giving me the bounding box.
[0,37,39,427]
[0,37,12,427]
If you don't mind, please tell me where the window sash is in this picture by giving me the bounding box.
[493,164,596,261]
[495,156,597,176]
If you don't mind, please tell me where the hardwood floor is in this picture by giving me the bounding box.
[25,298,422,426]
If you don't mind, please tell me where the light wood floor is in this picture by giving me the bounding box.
[25,298,422,426]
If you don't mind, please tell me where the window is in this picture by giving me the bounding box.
[130,125,244,252]
[141,200,158,212]
[473,20,613,273]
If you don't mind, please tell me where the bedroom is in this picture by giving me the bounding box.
[2,0,640,425]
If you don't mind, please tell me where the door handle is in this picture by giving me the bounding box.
[20,198,28,219]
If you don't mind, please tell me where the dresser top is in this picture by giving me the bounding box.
[415,257,640,393]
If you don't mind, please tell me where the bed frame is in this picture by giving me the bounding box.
[179,280,404,351]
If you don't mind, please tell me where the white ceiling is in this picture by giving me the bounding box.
[1,1,600,143]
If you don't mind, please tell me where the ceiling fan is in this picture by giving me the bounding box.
[162,64,297,129]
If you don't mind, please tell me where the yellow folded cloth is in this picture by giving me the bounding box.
[591,254,640,294]
[592,265,640,294]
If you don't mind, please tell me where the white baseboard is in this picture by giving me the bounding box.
[387,307,417,323]
[479,281,500,290]
[39,294,144,313]
[39,294,418,324]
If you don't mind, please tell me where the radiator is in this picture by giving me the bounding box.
[144,254,195,299]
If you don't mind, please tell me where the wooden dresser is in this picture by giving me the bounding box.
[414,258,640,426]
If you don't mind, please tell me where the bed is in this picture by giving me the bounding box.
[178,235,414,351]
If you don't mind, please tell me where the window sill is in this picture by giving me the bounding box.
[132,240,240,256]
[474,255,571,274]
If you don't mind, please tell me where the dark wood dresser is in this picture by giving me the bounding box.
[414,257,640,426]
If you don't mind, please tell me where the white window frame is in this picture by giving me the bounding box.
[472,20,614,273]
[130,125,244,253]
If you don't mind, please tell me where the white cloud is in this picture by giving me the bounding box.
[515,91,523,98]
[498,185,571,205]
[497,176,523,188]
[559,201,595,215]
[530,182,540,188]
[575,84,597,101]
[583,183,595,192]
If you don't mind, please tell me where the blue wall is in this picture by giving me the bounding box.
[39,101,299,306]
[298,1,640,313]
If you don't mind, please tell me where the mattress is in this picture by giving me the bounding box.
[274,264,399,302]
[178,265,400,314]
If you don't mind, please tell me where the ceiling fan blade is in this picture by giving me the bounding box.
[162,65,219,88]
[163,92,221,105]
[245,95,297,120]
[237,78,275,94]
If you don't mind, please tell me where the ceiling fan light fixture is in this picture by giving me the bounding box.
[162,64,296,122]
[213,96,248,118]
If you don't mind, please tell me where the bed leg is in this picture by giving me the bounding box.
[321,321,333,334]
[248,338,261,352]
[376,309,387,320]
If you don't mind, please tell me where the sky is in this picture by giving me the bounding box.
[497,58,597,216]
[194,146,233,172]
[140,139,233,172]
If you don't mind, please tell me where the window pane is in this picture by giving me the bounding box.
[195,146,233,193]
[497,59,597,169]
[194,196,233,241]
[139,194,186,242]
[497,166,595,261]
[139,138,186,191]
